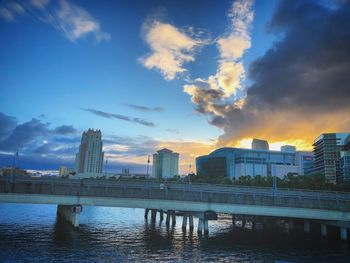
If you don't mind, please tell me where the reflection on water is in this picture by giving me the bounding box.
[0,204,350,262]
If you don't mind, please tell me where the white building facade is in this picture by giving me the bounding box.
[196,140,314,179]
[75,129,104,177]
[152,148,179,179]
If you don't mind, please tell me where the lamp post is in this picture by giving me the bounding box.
[11,150,18,192]
[272,165,277,196]
[188,163,192,184]
[104,158,108,177]
[146,155,150,189]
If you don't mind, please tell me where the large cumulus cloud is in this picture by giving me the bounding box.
[190,0,350,148]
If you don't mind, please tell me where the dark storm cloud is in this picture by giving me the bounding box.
[185,0,350,145]
[82,108,156,127]
[245,0,350,112]
[185,85,227,115]
[124,103,164,113]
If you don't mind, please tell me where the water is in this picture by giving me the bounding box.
[0,204,350,262]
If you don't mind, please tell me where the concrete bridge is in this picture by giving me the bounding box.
[1,176,350,240]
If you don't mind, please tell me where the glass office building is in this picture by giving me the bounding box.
[313,133,350,183]
[196,143,313,180]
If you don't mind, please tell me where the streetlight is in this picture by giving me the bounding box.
[188,162,192,184]
[11,150,18,192]
[146,155,150,189]
[104,158,108,177]
[272,164,277,195]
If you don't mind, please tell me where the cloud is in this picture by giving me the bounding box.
[0,112,78,153]
[30,0,50,9]
[51,0,111,42]
[0,0,110,43]
[217,0,253,60]
[187,0,350,149]
[82,108,156,127]
[140,19,207,80]
[54,125,77,135]
[184,0,254,115]
[0,7,15,22]
[0,1,25,22]
[124,103,164,112]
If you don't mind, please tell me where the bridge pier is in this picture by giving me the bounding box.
[144,208,150,219]
[204,219,209,234]
[321,224,327,237]
[182,215,188,230]
[151,209,157,222]
[166,211,171,225]
[304,220,310,233]
[171,211,176,226]
[159,210,164,221]
[57,205,82,227]
[189,215,194,230]
[197,218,209,234]
[181,214,193,231]
[165,210,176,226]
[197,218,203,234]
[340,228,348,241]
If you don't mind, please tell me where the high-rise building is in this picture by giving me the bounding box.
[152,148,179,179]
[340,135,350,181]
[313,133,350,183]
[59,166,72,177]
[75,129,104,175]
[252,138,269,150]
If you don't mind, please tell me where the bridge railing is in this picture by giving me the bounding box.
[0,177,350,212]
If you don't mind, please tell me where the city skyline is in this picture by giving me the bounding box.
[1,0,350,173]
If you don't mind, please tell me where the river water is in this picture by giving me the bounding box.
[0,204,349,262]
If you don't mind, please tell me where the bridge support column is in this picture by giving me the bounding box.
[189,215,194,230]
[204,219,209,234]
[197,219,203,234]
[144,209,150,219]
[182,215,188,230]
[171,211,176,226]
[340,228,348,241]
[151,209,157,222]
[159,210,164,222]
[304,220,310,233]
[321,224,327,237]
[166,211,171,226]
[57,205,82,228]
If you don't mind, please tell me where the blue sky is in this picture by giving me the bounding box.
[1,0,348,173]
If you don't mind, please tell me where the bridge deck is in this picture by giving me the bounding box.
[1,177,350,214]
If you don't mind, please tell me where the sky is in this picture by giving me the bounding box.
[0,0,349,174]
